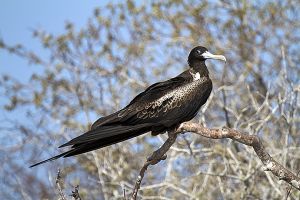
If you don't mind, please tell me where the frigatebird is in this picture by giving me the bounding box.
[30,46,226,167]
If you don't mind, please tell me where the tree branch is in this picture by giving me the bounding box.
[130,130,179,200]
[56,169,67,200]
[56,169,82,200]
[178,122,300,190]
[130,122,300,199]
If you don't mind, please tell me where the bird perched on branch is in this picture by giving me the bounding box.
[30,46,226,167]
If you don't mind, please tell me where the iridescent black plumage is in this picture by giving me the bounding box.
[30,46,226,167]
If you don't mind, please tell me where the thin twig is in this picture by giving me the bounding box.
[56,169,82,200]
[221,68,231,128]
[71,185,82,200]
[56,169,67,200]
[123,188,126,200]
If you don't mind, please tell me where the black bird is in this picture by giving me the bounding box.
[30,46,226,167]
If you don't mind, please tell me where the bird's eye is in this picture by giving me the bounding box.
[197,50,202,55]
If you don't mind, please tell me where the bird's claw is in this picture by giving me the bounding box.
[147,150,167,164]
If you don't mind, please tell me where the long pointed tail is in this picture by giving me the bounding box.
[30,124,152,168]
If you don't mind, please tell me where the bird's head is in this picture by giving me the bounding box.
[188,46,226,65]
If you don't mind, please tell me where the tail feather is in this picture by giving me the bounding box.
[64,127,150,157]
[90,111,123,130]
[60,124,152,148]
[29,151,70,168]
[30,123,152,167]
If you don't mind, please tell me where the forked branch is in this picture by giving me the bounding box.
[130,122,300,199]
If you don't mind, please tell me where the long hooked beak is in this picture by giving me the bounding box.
[202,51,226,62]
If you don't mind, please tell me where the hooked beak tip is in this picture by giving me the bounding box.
[202,51,226,63]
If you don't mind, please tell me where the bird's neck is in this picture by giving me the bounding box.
[189,61,209,77]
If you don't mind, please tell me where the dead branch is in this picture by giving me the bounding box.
[179,122,300,190]
[56,169,67,200]
[56,169,82,200]
[71,185,82,200]
[130,122,300,199]
[130,130,179,200]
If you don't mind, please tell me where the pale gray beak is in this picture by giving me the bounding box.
[202,51,226,62]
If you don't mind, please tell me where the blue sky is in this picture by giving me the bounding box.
[0,0,113,125]
[0,0,111,81]
[0,1,114,198]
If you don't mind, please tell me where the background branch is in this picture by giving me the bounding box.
[56,169,67,200]
[1,1,300,199]
[55,169,82,200]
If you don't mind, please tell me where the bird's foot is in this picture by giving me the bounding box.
[147,149,167,165]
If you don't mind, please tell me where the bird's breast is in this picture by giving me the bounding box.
[150,77,210,112]
[169,77,209,101]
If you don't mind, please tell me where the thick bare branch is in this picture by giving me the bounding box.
[178,122,300,191]
[131,122,300,198]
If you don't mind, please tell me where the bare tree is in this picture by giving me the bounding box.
[1,0,300,199]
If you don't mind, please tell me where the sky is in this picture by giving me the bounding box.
[0,2,113,198]
[0,0,111,81]
[1,1,298,198]
[0,0,113,129]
